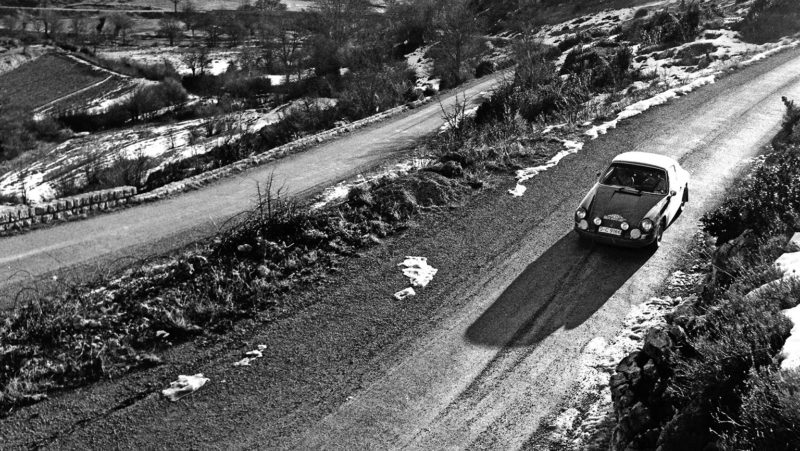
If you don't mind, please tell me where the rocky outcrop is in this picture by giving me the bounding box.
[610,324,690,450]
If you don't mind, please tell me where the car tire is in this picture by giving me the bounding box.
[681,185,689,210]
[651,221,665,250]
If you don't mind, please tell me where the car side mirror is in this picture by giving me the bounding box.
[669,190,677,197]
[596,171,601,178]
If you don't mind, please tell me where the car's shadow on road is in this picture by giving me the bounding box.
[465,231,654,347]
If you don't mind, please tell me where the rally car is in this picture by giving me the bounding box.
[574,152,689,248]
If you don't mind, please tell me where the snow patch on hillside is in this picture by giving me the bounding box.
[0,99,336,204]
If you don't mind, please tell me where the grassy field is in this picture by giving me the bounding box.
[0,53,110,110]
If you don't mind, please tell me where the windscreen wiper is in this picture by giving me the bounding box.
[615,186,642,195]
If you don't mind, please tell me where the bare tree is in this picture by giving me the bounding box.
[310,0,372,48]
[255,0,285,12]
[182,46,211,76]
[432,0,482,86]
[170,0,182,14]
[1,12,20,32]
[107,12,134,46]
[159,15,182,46]
[181,1,200,39]
[70,14,88,41]
[268,14,305,84]
[37,9,61,39]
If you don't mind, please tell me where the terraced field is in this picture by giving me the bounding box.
[0,53,112,110]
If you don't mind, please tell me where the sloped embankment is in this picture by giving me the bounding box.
[610,98,800,450]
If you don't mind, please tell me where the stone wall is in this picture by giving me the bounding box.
[0,186,136,234]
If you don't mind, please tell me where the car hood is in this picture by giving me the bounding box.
[590,185,666,224]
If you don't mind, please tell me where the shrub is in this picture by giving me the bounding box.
[701,143,800,244]
[701,98,800,243]
[560,45,633,90]
[56,154,154,197]
[740,0,800,44]
[72,54,180,81]
[58,79,188,131]
[622,4,701,47]
[557,31,592,52]
[724,370,800,450]
[336,64,416,120]
[0,107,68,162]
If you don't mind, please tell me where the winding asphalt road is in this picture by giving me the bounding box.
[0,74,501,307]
[4,47,800,449]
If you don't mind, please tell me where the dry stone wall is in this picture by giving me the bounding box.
[0,186,136,235]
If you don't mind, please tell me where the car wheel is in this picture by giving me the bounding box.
[680,185,689,210]
[651,221,665,250]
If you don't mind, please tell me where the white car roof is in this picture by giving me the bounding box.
[612,152,678,169]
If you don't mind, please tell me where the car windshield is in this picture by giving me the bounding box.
[600,163,668,194]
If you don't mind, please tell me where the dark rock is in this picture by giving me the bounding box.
[642,326,673,365]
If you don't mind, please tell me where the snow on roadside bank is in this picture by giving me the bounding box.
[585,76,716,139]
[505,4,800,197]
[542,270,704,448]
[508,139,584,197]
[310,158,433,210]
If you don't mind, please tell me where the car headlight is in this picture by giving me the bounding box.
[577,219,589,230]
[593,217,602,226]
[620,222,630,231]
[575,208,587,220]
[630,229,642,239]
[641,219,654,232]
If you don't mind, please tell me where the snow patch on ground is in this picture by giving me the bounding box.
[507,184,527,197]
[781,305,800,371]
[162,374,209,401]
[393,257,437,300]
[406,45,439,93]
[509,139,584,196]
[393,287,417,301]
[97,47,313,83]
[545,270,704,449]
[310,158,432,210]
[233,345,267,367]
[585,76,716,139]
[0,99,336,204]
[398,256,438,288]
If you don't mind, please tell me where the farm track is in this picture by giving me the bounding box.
[2,44,800,450]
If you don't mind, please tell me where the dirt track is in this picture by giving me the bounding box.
[3,47,800,449]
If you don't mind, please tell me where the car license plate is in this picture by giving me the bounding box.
[599,226,622,236]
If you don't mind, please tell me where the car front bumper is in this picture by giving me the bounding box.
[575,225,657,248]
